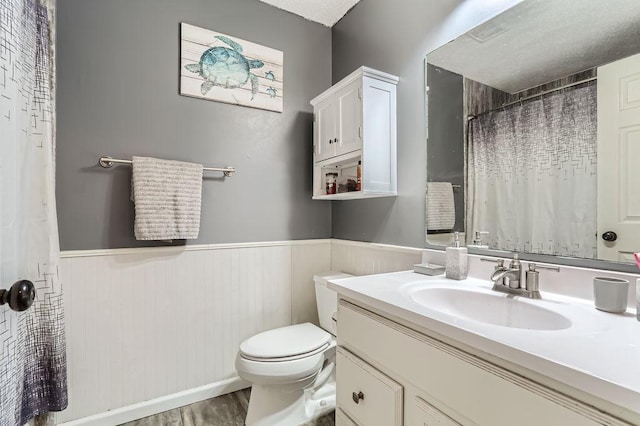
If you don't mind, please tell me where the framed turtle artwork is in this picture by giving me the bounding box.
[180,23,283,112]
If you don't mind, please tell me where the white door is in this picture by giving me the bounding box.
[336,82,362,156]
[315,100,336,162]
[597,52,640,262]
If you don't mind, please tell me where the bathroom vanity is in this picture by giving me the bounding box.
[329,271,640,425]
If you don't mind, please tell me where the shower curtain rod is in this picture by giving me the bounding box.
[467,76,597,121]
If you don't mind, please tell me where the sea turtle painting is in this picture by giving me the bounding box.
[184,35,265,100]
[180,24,283,112]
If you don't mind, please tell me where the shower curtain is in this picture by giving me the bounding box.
[0,0,68,425]
[467,83,597,259]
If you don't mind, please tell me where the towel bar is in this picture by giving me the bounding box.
[99,156,235,177]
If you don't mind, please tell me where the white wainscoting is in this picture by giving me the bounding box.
[330,239,422,275]
[58,238,421,424]
[59,240,330,424]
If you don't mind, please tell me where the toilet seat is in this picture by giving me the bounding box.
[240,342,330,362]
[239,323,331,361]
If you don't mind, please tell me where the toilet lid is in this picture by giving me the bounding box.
[240,323,331,360]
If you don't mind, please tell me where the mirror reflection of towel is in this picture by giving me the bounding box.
[426,182,455,231]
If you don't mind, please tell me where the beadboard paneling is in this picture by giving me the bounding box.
[292,241,332,325]
[330,239,422,276]
[59,241,331,423]
[59,238,419,423]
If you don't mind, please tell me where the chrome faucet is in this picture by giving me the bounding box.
[491,253,522,289]
[481,254,559,299]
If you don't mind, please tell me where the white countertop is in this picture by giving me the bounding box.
[328,270,640,418]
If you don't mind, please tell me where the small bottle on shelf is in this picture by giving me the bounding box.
[325,172,338,195]
[356,161,362,191]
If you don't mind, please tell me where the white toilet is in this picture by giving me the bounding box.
[236,271,352,426]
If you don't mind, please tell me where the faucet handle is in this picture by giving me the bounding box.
[525,263,560,293]
[480,258,504,268]
[528,263,560,273]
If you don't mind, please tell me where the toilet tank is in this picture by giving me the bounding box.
[314,271,353,335]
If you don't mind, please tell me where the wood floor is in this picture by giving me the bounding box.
[119,388,335,426]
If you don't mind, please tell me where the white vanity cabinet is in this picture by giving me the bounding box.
[310,67,398,200]
[336,299,631,426]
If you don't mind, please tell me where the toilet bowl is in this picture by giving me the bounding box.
[235,271,352,426]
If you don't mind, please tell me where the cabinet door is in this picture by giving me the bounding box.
[336,408,359,426]
[315,100,336,162]
[336,83,363,156]
[337,346,403,426]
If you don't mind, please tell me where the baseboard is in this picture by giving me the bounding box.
[59,377,250,426]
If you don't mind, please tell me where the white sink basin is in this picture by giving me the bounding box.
[407,286,572,330]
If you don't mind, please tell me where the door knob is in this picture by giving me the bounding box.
[602,231,617,242]
[0,280,36,311]
[352,391,364,404]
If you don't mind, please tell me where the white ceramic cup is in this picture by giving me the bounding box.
[593,277,629,313]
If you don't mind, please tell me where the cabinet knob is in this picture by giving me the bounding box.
[352,391,364,404]
[602,231,617,242]
[334,138,339,144]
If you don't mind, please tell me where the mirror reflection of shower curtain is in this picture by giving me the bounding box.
[0,0,68,424]
[467,83,597,259]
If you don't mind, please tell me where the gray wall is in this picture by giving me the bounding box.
[426,64,464,233]
[56,0,332,250]
[330,0,522,248]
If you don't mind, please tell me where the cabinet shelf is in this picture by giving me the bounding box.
[312,191,396,200]
[311,67,398,201]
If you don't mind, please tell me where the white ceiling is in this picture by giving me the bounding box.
[258,0,361,27]
[428,0,640,93]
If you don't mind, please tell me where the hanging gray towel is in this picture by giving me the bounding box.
[131,156,204,240]
[426,182,455,231]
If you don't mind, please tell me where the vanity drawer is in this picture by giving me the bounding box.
[337,346,403,426]
[336,408,359,426]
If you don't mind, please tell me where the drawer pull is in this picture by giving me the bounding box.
[352,391,364,404]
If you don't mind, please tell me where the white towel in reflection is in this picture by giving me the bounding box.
[426,182,455,231]
[131,156,204,240]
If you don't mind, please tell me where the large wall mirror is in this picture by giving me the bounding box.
[425,0,640,271]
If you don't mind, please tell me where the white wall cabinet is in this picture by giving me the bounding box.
[337,299,631,426]
[310,67,398,200]
[315,81,362,162]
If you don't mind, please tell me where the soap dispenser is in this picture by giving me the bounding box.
[469,231,489,249]
[446,232,468,280]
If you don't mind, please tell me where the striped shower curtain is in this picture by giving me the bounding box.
[0,0,68,424]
